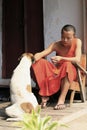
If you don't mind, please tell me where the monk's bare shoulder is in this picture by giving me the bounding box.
[76,38,82,47]
[51,41,61,51]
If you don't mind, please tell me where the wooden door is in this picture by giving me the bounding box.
[24,0,44,53]
[2,0,44,78]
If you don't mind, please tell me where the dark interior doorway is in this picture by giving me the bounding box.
[2,0,44,78]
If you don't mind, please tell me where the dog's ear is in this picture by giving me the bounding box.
[25,53,35,63]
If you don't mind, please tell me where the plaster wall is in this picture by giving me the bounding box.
[43,0,83,60]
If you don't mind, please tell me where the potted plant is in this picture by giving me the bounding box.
[15,108,67,130]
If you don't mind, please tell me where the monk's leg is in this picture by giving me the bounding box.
[41,96,49,108]
[54,75,70,109]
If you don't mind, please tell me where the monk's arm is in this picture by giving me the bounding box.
[51,39,82,64]
[34,43,55,61]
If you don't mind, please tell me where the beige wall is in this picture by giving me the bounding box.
[43,0,86,60]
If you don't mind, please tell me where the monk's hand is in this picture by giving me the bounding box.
[34,53,41,61]
[51,56,62,64]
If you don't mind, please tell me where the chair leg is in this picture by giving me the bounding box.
[77,68,86,102]
[70,90,75,107]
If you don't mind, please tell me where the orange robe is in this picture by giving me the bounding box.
[32,39,77,96]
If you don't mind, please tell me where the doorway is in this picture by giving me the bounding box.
[2,0,44,78]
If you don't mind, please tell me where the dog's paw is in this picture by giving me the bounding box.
[6,117,22,122]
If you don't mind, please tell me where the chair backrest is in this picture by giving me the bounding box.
[70,54,86,91]
[80,54,86,88]
[69,54,86,105]
[80,54,86,69]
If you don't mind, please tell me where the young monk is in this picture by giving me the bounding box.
[31,24,82,110]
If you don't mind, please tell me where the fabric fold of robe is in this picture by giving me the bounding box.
[32,39,77,96]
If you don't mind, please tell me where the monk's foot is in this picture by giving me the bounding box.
[41,97,49,109]
[54,104,66,110]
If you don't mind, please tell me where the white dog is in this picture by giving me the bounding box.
[5,53,39,121]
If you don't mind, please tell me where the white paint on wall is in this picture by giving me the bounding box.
[0,0,2,78]
[43,0,83,60]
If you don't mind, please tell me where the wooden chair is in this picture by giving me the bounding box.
[69,54,87,106]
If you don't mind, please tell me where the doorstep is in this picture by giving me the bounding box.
[41,100,87,124]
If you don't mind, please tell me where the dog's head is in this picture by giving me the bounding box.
[18,53,35,63]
